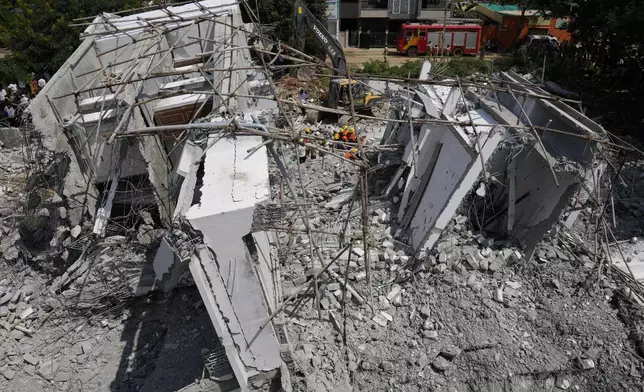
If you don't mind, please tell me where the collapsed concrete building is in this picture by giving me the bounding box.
[31,0,283,389]
[26,1,612,390]
[383,68,605,260]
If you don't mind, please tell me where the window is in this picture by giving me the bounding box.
[404,29,412,38]
[422,0,440,6]
[419,29,426,37]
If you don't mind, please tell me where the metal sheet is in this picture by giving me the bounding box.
[453,32,466,47]
[466,32,477,49]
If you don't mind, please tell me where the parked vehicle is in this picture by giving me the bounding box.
[294,0,383,111]
[397,23,482,56]
[523,35,559,51]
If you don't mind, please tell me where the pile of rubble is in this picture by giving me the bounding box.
[277,155,643,390]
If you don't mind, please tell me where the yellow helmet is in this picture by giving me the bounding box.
[305,128,311,133]
[334,133,340,140]
[349,128,355,133]
[343,125,348,130]
[352,148,358,153]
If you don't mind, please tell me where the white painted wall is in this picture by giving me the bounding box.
[418,127,506,253]
[186,135,280,376]
[408,126,474,248]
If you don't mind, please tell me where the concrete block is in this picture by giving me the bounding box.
[153,237,189,293]
[479,258,489,271]
[378,296,390,309]
[465,254,480,270]
[423,330,438,340]
[71,225,82,238]
[372,312,390,327]
[440,346,462,360]
[386,284,403,302]
[292,275,307,286]
[432,355,450,371]
[488,256,504,272]
[555,376,571,390]
[493,288,503,303]
[325,283,340,292]
[23,354,39,366]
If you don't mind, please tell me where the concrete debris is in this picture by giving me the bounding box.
[432,356,451,372]
[440,346,462,360]
[555,376,571,390]
[420,305,431,318]
[23,353,39,366]
[0,0,639,390]
[3,369,16,380]
[494,288,504,303]
[70,225,81,238]
[579,358,595,370]
[324,188,355,210]
[372,311,393,327]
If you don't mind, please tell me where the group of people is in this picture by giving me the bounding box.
[333,125,365,160]
[0,84,30,126]
[296,124,367,164]
[297,128,324,163]
[0,77,45,126]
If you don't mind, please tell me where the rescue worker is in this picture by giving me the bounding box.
[347,127,357,144]
[344,147,359,160]
[304,128,316,160]
[297,137,307,164]
[333,130,341,149]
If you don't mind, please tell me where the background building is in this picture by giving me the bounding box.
[473,3,572,50]
[338,0,452,47]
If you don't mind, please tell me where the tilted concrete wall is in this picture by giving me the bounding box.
[186,135,280,387]
[408,125,475,249]
[31,36,102,225]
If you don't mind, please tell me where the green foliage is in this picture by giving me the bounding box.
[0,0,147,79]
[350,60,423,78]
[247,0,328,57]
[350,58,492,79]
[439,58,493,77]
[0,57,30,86]
[534,0,644,76]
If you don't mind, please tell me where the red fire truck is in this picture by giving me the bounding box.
[397,23,482,56]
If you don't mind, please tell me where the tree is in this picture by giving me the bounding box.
[245,0,328,56]
[0,0,146,83]
[534,0,644,76]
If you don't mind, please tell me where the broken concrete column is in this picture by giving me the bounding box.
[153,237,190,292]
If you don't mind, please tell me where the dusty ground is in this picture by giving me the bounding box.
[0,264,223,392]
[2,85,644,392]
[0,142,227,392]
[273,136,644,392]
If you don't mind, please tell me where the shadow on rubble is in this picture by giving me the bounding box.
[109,247,219,392]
